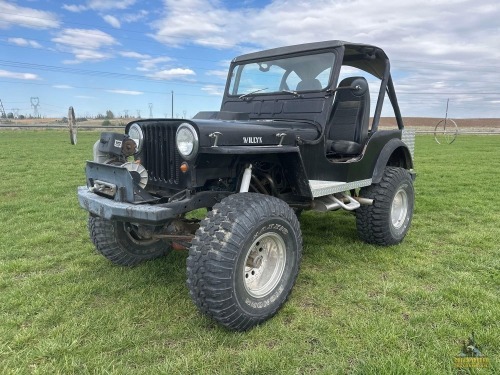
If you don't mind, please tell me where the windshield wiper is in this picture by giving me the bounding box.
[281,90,302,98]
[239,88,268,99]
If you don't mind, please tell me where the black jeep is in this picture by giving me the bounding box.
[78,40,415,331]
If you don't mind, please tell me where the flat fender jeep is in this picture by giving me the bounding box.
[78,40,416,331]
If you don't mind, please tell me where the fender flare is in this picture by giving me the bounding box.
[372,138,413,183]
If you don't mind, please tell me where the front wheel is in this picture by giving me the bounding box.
[88,216,171,266]
[356,167,414,245]
[187,193,302,331]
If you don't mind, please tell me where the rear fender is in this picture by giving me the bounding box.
[372,139,413,183]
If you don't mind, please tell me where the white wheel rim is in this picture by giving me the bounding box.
[391,188,408,229]
[243,232,286,298]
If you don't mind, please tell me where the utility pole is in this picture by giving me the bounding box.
[12,108,19,118]
[171,91,174,118]
[30,97,40,118]
[148,102,153,118]
[124,109,129,118]
[136,110,141,118]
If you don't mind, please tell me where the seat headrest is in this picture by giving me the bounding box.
[296,78,322,91]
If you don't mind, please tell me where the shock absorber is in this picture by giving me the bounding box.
[239,164,253,193]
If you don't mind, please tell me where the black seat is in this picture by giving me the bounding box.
[326,77,370,156]
[296,78,322,91]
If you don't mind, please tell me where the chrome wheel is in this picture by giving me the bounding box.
[391,188,408,229]
[243,232,286,298]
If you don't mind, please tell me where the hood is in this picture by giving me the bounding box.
[191,119,319,147]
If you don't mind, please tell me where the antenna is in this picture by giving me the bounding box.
[148,102,153,118]
[30,97,40,118]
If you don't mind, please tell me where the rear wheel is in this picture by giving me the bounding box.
[187,193,302,331]
[88,216,171,266]
[356,167,414,245]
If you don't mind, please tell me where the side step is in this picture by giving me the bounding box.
[308,179,372,198]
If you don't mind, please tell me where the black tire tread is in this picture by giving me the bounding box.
[88,216,170,266]
[356,167,414,246]
[186,193,302,331]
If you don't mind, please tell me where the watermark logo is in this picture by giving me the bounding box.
[454,332,489,369]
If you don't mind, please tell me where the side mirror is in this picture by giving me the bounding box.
[349,78,368,96]
[325,78,369,97]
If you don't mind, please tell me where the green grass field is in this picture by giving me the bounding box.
[1,131,498,374]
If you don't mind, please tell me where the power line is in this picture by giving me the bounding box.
[3,9,500,73]
[0,11,247,49]
[0,59,227,87]
[0,79,222,98]
[3,36,500,74]
[0,38,227,65]
[3,58,500,97]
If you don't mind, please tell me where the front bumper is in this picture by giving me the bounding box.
[78,186,176,223]
[79,161,230,224]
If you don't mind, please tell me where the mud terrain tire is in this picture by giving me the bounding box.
[356,167,414,245]
[187,193,302,331]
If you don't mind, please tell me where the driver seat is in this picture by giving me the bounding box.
[326,77,370,156]
[296,78,322,91]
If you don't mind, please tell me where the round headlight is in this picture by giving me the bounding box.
[127,123,144,153]
[176,123,199,160]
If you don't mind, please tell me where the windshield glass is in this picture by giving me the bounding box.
[228,52,336,96]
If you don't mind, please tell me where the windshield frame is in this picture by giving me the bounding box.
[226,50,338,98]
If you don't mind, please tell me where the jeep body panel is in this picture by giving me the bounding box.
[78,39,414,222]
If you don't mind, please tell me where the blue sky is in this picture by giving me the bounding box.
[1,0,499,119]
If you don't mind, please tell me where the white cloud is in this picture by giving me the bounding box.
[119,51,151,59]
[206,70,228,79]
[106,89,143,95]
[62,49,112,64]
[201,85,224,96]
[7,37,42,48]
[147,68,196,80]
[132,55,195,81]
[102,15,121,28]
[53,28,117,49]
[63,1,136,13]
[0,69,40,80]
[122,10,148,23]
[149,0,500,117]
[53,84,73,89]
[152,0,244,48]
[53,28,118,63]
[62,4,87,12]
[0,1,60,29]
[88,0,136,11]
[137,56,172,72]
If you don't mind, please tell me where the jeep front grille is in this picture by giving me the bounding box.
[142,124,181,185]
